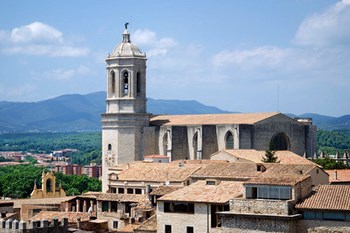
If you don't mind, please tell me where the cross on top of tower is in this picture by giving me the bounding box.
[125,22,129,30]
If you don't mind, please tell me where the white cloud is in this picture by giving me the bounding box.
[212,46,288,68]
[11,22,63,44]
[294,0,350,47]
[0,22,89,57]
[32,65,91,81]
[0,83,37,101]
[133,28,177,58]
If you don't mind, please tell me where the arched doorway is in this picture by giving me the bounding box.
[270,132,290,150]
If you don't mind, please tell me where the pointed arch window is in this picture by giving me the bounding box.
[163,133,168,156]
[136,72,141,96]
[225,131,234,149]
[111,70,115,95]
[193,132,198,159]
[123,71,129,96]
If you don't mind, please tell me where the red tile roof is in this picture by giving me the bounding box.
[326,169,350,183]
[296,185,350,211]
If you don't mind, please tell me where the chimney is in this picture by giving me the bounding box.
[334,170,338,180]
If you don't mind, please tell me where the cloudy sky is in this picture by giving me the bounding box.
[1,0,349,116]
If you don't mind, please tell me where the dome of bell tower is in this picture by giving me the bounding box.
[110,24,145,57]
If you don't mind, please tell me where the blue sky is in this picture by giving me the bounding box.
[1,0,349,116]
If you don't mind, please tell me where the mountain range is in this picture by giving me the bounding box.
[0,91,348,132]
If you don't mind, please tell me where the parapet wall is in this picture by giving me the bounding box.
[0,217,68,233]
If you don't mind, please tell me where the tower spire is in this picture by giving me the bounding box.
[123,22,131,43]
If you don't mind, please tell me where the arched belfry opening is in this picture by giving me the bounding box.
[122,71,129,96]
[225,131,234,149]
[270,132,290,151]
[111,70,115,95]
[136,72,141,96]
[46,178,52,192]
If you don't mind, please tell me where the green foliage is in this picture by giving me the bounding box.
[0,164,44,198]
[54,172,101,196]
[262,150,279,163]
[317,129,350,155]
[312,157,346,169]
[0,164,101,198]
[0,157,11,162]
[24,156,37,164]
[0,132,102,165]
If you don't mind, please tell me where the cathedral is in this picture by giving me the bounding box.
[101,25,316,192]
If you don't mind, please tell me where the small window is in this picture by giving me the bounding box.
[165,225,172,233]
[127,188,133,194]
[110,187,117,193]
[113,221,118,229]
[102,201,109,212]
[108,144,112,151]
[111,71,115,94]
[118,188,125,194]
[135,188,142,194]
[187,226,194,233]
[111,202,118,211]
[206,180,216,185]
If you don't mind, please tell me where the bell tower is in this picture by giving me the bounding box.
[102,24,150,192]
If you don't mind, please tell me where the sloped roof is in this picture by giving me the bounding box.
[82,192,148,203]
[326,169,350,183]
[2,196,75,209]
[191,162,262,180]
[213,149,317,165]
[150,112,280,126]
[115,162,205,182]
[30,211,90,222]
[296,185,350,211]
[158,180,243,204]
[150,186,182,196]
[134,215,157,232]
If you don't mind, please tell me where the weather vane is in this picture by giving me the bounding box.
[125,22,129,30]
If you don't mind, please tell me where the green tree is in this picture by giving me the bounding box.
[262,150,279,163]
[313,158,346,169]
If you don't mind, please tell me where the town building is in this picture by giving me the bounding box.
[101,25,317,192]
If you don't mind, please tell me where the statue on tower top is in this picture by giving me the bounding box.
[125,22,129,30]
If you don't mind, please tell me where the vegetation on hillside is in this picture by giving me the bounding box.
[0,164,101,198]
[317,129,350,155]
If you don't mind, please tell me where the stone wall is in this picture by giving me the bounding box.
[238,125,253,149]
[221,214,299,233]
[202,125,218,159]
[230,198,293,216]
[171,126,188,160]
[253,114,306,156]
[0,218,68,233]
[298,219,350,233]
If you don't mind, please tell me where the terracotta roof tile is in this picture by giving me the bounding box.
[30,211,90,222]
[326,169,350,183]
[191,162,262,180]
[134,215,157,232]
[158,181,243,204]
[150,186,182,196]
[115,162,205,182]
[296,185,350,211]
[215,149,317,165]
[150,112,280,126]
[82,192,148,203]
[1,196,76,209]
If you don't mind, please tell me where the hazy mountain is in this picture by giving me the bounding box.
[0,91,228,132]
[0,91,348,132]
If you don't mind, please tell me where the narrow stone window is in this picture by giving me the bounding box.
[193,132,198,159]
[136,72,141,96]
[163,133,168,156]
[46,178,52,192]
[111,70,115,95]
[108,144,112,151]
[225,131,234,149]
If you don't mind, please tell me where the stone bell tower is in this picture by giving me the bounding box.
[102,23,150,192]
